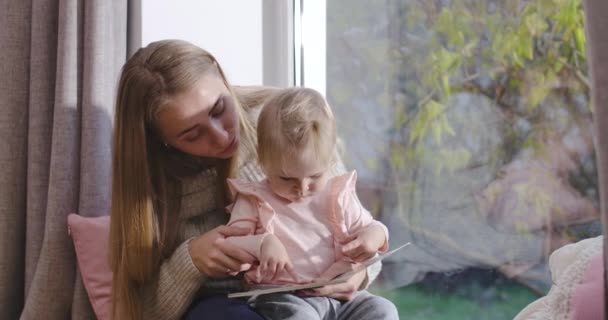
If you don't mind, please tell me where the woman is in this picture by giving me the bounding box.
[109,39,381,320]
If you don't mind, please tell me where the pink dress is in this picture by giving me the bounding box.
[225,170,389,285]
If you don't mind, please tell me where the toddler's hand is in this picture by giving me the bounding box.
[341,225,387,262]
[259,234,298,281]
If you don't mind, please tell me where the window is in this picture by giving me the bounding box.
[300,0,599,318]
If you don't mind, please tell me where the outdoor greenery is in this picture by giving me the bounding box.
[389,0,588,176]
[327,0,595,317]
[373,280,536,320]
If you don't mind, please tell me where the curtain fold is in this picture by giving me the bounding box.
[583,0,608,313]
[0,1,32,319]
[0,0,127,319]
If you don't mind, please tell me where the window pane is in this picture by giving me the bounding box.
[326,0,598,318]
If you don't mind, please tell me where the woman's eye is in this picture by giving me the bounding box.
[212,106,225,117]
[280,177,291,181]
[212,100,225,117]
[185,135,199,142]
[184,130,201,142]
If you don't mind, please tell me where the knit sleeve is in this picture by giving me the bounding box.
[140,239,207,319]
[137,170,223,319]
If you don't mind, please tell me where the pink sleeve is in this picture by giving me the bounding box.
[225,194,269,258]
[226,193,258,232]
[334,171,389,252]
[225,179,275,258]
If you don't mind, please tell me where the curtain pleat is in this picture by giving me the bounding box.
[0,1,33,318]
[0,0,126,318]
[583,0,608,313]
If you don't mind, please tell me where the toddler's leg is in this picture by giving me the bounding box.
[338,291,399,320]
[184,295,264,320]
[251,293,337,320]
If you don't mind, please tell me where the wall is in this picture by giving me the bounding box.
[139,0,264,85]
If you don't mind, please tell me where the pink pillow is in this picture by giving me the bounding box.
[68,213,112,320]
[571,251,605,320]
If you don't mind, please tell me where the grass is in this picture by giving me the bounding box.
[370,269,539,320]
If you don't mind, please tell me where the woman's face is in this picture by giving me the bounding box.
[156,73,240,159]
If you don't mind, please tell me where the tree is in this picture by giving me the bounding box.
[327,0,596,291]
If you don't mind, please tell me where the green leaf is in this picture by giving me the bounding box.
[527,85,549,109]
[441,74,451,97]
[432,122,443,145]
[409,100,447,144]
[462,40,479,57]
[525,12,549,36]
[574,27,586,55]
[441,116,456,136]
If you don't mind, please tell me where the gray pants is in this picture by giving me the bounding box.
[250,291,399,320]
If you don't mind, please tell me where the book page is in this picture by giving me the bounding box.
[227,242,411,298]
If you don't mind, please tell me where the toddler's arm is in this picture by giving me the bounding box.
[258,234,297,281]
[342,224,388,262]
[339,175,389,261]
[225,194,268,258]
[226,194,295,281]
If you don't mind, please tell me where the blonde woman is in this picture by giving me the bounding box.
[110,40,381,320]
[224,88,399,320]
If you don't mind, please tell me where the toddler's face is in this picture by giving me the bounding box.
[265,146,331,202]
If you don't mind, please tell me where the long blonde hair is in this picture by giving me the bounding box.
[109,39,260,319]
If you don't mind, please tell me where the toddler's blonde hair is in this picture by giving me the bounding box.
[257,87,336,172]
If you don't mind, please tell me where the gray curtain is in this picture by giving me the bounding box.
[583,0,608,312]
[0,0,127,319]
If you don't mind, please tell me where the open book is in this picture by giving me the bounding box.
[227,242,411,298]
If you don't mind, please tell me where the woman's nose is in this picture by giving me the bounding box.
[208,120,229,144]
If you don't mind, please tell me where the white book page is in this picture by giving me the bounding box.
[227,242,411,298]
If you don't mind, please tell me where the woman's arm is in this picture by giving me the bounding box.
[139,239,206,319]
[139,225,255,319]
[302,266,368,301]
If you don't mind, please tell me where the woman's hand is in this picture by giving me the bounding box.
[341,225,386,262]
[188,225,257,278]
[300,268,367,301]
